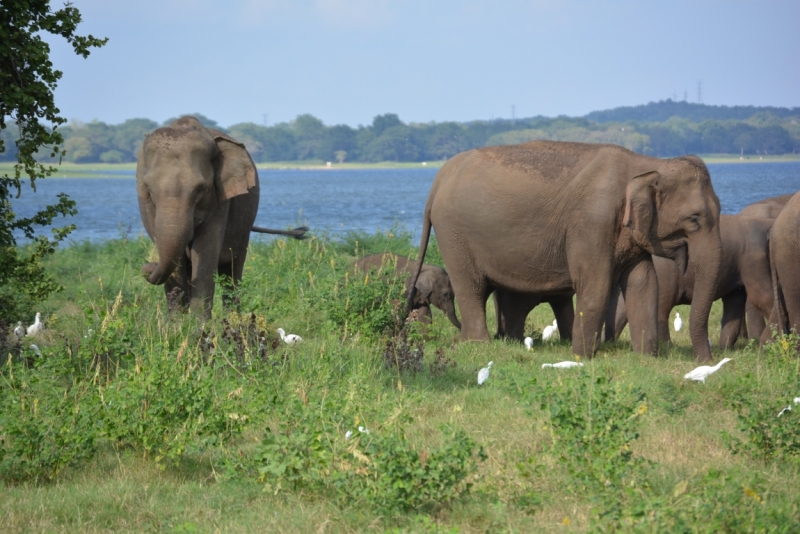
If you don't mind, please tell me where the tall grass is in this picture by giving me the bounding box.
[1,232,799,532]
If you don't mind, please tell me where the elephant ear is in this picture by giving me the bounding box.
[209,129,257,202]
[405,271,433,304]
[623,170,660,235]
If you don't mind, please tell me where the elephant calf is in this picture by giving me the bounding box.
[351,253,461,329]
[606,214,775,348]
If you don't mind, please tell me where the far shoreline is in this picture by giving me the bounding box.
[1,153,798,178]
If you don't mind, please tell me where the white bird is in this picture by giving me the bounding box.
[683,358,732,384]
[542,319,558,341]
[277,328,302,345]
[673,312,683,332]
[26,313,43,337]
[13,321,25,340]
[345,430,353,440]
[524,337,534,351]
[541,361,584,369]
[777,397,800,417]
[477,361,494,385]
[358,426,370,435]
[29,344,42,357]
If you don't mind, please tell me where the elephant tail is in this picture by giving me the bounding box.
[251,225,309,240]
[769,229,789,336]
[407,200,434,314]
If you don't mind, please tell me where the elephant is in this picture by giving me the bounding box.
[492,289,574,342]
[352,253,461,329]
[408,141,722,361]
[137,116,307,316]
[605,215,775,348]
[769,191,800,335]
[738,193,793,219]
[737,193,793,338]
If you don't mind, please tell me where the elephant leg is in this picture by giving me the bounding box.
[603,286,628,342]
[745,300,767,340]
[494,290,540,341]
[620,259,659,355]
[164,256,191,312]
[549,294,575,341]
[217,245,249,309]
[414,305,433,325]
[448,268,491,341]
[188,211,228,317]
[720,288,747,349]
[571,270,613,358]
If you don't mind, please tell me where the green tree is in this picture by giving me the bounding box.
[0,2,107,323]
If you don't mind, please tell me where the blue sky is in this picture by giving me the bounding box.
[48,0,799,128]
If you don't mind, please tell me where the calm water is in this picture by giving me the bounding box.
[9,162,800,243]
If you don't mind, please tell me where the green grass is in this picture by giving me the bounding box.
[1,232,799,532]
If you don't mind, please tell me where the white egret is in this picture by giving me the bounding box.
[277,328,303,345]
[542,319,558,341]
[358,426,370,434]
[541,361,584,369]
[524,337,534,351]
[673,312,683,332]
[477,361,494,385]
[683,358,732,384]
[26,312,43,337]
[13,321,25,340]
[777,397,800,417]
[29,344,42,357]
[345,430,353,440]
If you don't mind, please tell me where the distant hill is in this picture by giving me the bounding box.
[584,100,800,123]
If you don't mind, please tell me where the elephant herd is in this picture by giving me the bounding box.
[137,118,799,363]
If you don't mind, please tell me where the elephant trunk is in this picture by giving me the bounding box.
[444,300,462,330]
[688,235,722,362]
[144,209,194,286]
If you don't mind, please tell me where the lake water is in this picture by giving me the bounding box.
[9,162,800,244]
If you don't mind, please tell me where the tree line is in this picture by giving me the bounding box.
[1,101,798,165]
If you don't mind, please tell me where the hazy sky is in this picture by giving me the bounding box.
[47,0,799,128]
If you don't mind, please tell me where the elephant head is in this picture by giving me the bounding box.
[622,156,722,361]
[136,116,257,289]
[404,265,461,329]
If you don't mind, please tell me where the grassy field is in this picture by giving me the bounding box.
[3,153,798,178]
[1,231,799,533]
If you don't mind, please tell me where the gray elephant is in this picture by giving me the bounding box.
[606,215,775,348]
[769,191,800,335]
[352,253,461,329]
[137,116,306,315]
[408,141,722,361]
[737,193,793,338]
[493,289,574,341]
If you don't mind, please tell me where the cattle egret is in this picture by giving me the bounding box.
[542,319,558,341]
[277,328,302,345]
[673,312,683,332]
[358,426,370,434]
[541,361,584,369]
[26,313,43,337]
[777,397,800,417]
[683,358,732,384]
[13,321,24,340]
[345,430,353,440]
[477,361,493,385]
[524,337,534,351]
[30,344,42,357]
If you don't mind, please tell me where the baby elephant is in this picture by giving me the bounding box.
[352,253,461,329]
